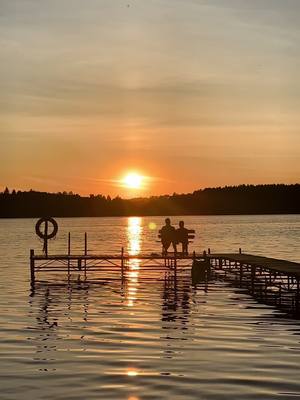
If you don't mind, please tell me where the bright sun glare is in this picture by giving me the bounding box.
[123,173,143,189]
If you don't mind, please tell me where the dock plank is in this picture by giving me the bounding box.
[209,253,300,277]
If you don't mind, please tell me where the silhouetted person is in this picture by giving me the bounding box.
[160,218,177,255]
[176,220,189,255]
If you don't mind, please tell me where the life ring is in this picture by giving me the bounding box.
[35,217,58,240]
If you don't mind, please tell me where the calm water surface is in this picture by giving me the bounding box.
[0,215,300,399]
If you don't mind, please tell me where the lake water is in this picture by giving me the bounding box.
[0,215,300,399]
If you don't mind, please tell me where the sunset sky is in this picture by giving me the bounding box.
[1,0,299,197]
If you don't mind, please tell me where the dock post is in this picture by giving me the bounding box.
[84,232,87,255]
[239,248,242,254]
[173,252,177,287]
[121,247,124,279]
[239,263,243,285]
[251,265,256,294]
[44,220,48,257]
[67,232,71,275]
[30,249,35,284]
[208,248,211,255]
[84,232,87,273]
[296,278,300,314]
[219,258,222,270]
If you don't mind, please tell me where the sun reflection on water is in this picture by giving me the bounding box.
[126,217,142,307]
[127,369,139,377]
[127,217,142,256]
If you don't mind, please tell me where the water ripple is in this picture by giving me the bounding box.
[0,216,300,399]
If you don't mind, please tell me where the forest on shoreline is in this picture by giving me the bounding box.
[0,184,299,218]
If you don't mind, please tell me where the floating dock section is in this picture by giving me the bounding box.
[209,253,300,315]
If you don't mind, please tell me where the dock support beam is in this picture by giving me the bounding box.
[296,278,300,314]
[44,220,48,257]
[30,249,35,284]
[174,253,177,280]
[121,247,124,279]
[84,232,87,271]
[84,232,87,255]
[67,232,71,275]
[251,265,256,294]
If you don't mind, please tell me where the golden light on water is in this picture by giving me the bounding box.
[126,217,142,307]
[127,217,142,256]
[127,370,139,377]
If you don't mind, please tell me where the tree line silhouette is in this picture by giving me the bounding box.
[0,184,299,218]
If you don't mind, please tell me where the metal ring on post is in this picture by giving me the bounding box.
[35,217,58,240]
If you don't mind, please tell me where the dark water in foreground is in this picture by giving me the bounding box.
[0,215,300,399]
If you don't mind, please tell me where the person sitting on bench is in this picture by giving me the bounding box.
[160,218,177,255]
[176,220,189,255]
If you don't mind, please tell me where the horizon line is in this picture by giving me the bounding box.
[2,182,299,200]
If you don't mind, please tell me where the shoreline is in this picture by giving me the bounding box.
[1,213,299,219]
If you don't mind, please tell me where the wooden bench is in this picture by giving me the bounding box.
[158,229,195,255]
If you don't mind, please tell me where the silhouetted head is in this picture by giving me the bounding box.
[165,218,171,225]
[179,220,184,228]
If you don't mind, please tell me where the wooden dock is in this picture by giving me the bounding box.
[30,249,196,281]
[30,249,300,315]
[29,218,300,315]
[209,253,300,315]
[210,253,300,277]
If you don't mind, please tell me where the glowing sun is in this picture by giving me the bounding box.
[122,172,143,189]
